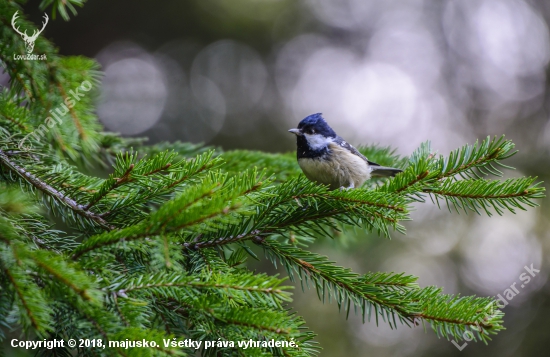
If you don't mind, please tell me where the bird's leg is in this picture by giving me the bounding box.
[339,183,354,191]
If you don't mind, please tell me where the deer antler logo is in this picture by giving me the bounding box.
[11,11,49,54]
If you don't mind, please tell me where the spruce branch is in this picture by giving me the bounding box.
[71,170,265,259]
[378,142,436,195]
[378,137,544,215]
[258,240,504,342]
[89,150,223,223]
[435,136,516,179]
[183,176,410,252]
[113,272,292,309]
[424,177,545,215]
[0,149,115,230]
[0,185,76,252]
[83,162,135,210]
[379,136,517,195]
[17,246,101,303]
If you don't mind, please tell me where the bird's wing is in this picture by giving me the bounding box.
[333,136,380,165]
[333,136,402,177]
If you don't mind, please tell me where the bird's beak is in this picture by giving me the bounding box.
[288,128,302,136]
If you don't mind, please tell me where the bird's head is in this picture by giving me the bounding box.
[288,113,337,151]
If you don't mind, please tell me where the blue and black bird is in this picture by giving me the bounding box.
[288,113,402,190]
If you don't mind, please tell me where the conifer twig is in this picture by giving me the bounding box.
[82,164,135,210]
[0,149,115,230]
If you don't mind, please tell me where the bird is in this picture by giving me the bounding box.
[288,113,402,190]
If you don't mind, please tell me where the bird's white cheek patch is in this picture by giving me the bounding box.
[304,133,333,150]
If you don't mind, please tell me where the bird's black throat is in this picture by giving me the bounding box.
[296,135,329,159]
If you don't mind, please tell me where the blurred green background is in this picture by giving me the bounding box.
[19,0,550,356]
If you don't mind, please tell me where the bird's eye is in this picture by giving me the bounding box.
[311,129,316,134]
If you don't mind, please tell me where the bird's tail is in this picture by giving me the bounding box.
[370,166,403,177]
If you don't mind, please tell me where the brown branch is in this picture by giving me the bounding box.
[184,207,395,252]
[121,280,283,295]
[165,161,213,190]
[439,148,502,179]
[83,164,134,210]
[2,114,28,131]
[184,230,261,250]
[424,189,531,199]
[86,161,196,213]
[195,248,212,271]
[32,259,93,301]
[394,170,430,193]
[186,200,399,251]
[0,149,115,230]
[2,150,41,162]
[145,163,171,176]
[113,294,130,327]
[409,313,493,329]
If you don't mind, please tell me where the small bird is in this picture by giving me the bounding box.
[288,113,402,190]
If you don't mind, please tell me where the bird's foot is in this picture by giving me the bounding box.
[339,185,354,191]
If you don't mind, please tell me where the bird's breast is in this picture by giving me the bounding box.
[298,143,371,189]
